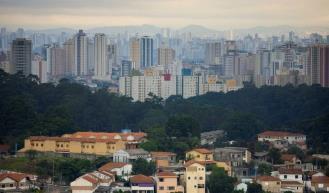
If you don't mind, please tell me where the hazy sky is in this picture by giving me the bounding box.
[0,0,329,30]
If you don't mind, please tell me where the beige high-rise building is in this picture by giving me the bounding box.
[158,47,175,69]
[130,37,140,70]
[49,46,66,77]
[94,33,108,79]
[307,44,329,87]
[205,42,221,65]
[184,161,206,193]
[63,38,75,75]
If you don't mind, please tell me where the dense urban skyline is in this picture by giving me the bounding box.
[1,0,329,30]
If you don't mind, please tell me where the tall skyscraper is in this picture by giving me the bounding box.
[140,36,154,68]
[205,42,221,65]
[307,44,329,87]
[94,33,108,79]
[48,45,66,78]
[157,47,175,69]
[74,30,88,76]
[11,38,32,75]
[1,28,8,51]
[129,37,140,70]
[63,38,75,75]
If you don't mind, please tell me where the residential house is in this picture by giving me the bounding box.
[0,172,37,191]
[200,130,225,145]
[257,131,306,150]
[278,168,303,183]
[253,151,269,162]
[113,149,150,163]
[311,176,329,192]
[186,148,213,162]
[155,172,184,193]
[256,176,281,193]
[216,161,232,176]
[70,171,114,193]
[19,131,147,157]
[213,147,251,166]
[98,162,132,180]
[184,161,206,193]
[281,181,304,193]
[150,152,176,168]
[130,174,155,193]
[281,154,302,168]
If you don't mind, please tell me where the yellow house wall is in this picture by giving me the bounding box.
[186,150,213,161]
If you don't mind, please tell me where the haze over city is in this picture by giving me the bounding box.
[1,0,329,30]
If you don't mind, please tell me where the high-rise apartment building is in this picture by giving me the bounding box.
[48,45,66,78]
[129,37,140,70]
[307,44,329,87]
[121,60,132,77]
[94,33,108,79]
[205,42,221,65]
[74,30,88,76]
[11,38,32,75]
[140,36,154,69]
[63,38,75,75]
[157,47,175,69]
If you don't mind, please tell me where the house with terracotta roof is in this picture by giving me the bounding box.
[70,171,114,193]
[184,160,206,193]
[281,154,302,166]
[155,172,184,193]
[98,162,132,180]
[0,172,37,191]
[19,131,147,158]
[130,174,155,193]
[186,148,213,162]
[257,131,306,150]
[310,176,329,192]
[281,180,304,193]
[150,152,176,168]
[278,168,303,183]
[256,176,281,193]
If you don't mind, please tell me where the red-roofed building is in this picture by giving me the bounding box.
[311,176,329,192]
[155,172,184,193]
[256,176,281,193]
[130,174,155,193]
[186,148,213,162]
[258,131,306,150]
[278,168,303,183]
[98,162,132,180]
[70,171,114,193]
[150,151,177,168]
[0,172,36,191]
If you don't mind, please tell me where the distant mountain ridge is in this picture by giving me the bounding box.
[25,25,329,36]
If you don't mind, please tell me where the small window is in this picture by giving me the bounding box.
[168,186,175,190]
[188,177,191,180]
[159,186,164,190]
[66,144,69,148]
[284,175,287,179]
[61,144,63,147]
[41,144,43,147]
[56,144,59,147]
[199,177,203,180]
[36,143,38,147]
[1,184,5,188]
[10,184,14,187]
[91,145,94,149]
[295,175,298,179]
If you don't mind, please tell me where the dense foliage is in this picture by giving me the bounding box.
[1,70,329,153]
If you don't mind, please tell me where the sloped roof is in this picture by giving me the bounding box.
[151,151,176,157]
[281,154,296,162]
[258,131,305,137]
[312,176,329,184]
[156,172,177,178]
[99,162,129,171]
[130,174,154,184]
[0,173,28,182]
[257,176,281,182]
[278,168,303,175]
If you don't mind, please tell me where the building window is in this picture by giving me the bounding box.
[168,186,175,190]
[61,144,63,147]
[36,143,38,147]
[284,175,287,179]
[277,182,280,185]
[188,177,190,180]
[91,145,94,149]
[10,184,14,187]
[56,144,59,147]
[66,144,69,148]
[1,184,5,188]
[295,175,298,179]
[159,186,164,190]
[199,177,203,180]
[159,178,164,182]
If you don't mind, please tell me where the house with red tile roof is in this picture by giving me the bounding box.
[278,168,303,183]
[257,131,306,150]
[98,162,132,180]
[186,148,213,162]
[0,172,36,191]
[256,176,281,193]
[70,171,114,193]
[155,172,184,193]
[130,174,155,193]
[150,151,177,168]
[311,176,329,192]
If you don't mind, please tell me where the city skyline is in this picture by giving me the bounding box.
[1,0,329,30]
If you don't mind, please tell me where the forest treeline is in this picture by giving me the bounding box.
[0,69,328,153]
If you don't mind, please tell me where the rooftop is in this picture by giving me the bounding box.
[257,176,281,182]
[191,148,212,154]
[130,174,154,184]
[278,168,303,175]
[99,162,129,172]
[258,131,305,137]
